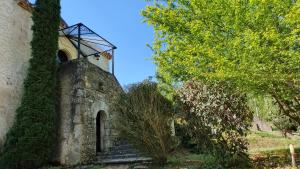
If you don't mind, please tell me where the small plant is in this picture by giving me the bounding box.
[89,165,104,169]
[176,81,253,168]
[113,81,176,164]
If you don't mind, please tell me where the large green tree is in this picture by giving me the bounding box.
[0,0,61,168]
[142,0,300,122]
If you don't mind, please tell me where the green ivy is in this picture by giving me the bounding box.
[0,0,61,168]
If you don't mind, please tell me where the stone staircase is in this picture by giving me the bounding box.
[95,140,152,164]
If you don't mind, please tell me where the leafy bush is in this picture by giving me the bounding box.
[270,114,298,137]
[113,81,175,164]
[174,122,198,152]
[176,81,253,168]
[0,0,61,168]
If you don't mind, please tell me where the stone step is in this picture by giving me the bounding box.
[97,153,142,160]
[98,149,140,156]
[112,140,133,147]
[94,139,152,164]
[96,157,152,164]
[98,153,147,157]
[113,144,134,150]
[108,148,137,154]
[109,149,138,154]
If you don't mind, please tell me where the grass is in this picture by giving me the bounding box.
[165,131,300,169]
[247,131,300,169]
[168,152,216,164]
[247,131,300,154]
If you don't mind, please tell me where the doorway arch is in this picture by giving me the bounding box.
[57,50,69,63]
[96,111,106,152]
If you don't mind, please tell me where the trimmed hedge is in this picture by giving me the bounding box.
[0,0,61,168]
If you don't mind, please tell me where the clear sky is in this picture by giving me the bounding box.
[29,0,156,86]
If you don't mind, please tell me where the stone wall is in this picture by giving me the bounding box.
[0,0,112,151]
[57,59,122,165]
[0,0,32,146]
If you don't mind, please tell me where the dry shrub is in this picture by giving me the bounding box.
[113,81,175,164]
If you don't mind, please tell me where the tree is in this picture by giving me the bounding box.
[176,81,253,168]
[271,113,298,137]
[247,95,278,121]
[0,0,61,168]
[142,0,300,122]
[246,94,300,135]
[113,81,176,164]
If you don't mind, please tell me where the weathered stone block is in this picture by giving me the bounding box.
[57,59,123,165]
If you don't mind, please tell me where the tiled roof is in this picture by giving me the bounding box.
[17,0,68,28]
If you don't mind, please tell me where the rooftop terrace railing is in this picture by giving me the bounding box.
[59,23,117,75]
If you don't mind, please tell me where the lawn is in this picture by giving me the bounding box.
[247,131,300,154]
[165,131,300,169]
[247,131,300,168]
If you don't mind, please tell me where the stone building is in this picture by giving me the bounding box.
[0,0,146,166]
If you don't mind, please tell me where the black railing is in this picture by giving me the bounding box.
[59,23,117,75]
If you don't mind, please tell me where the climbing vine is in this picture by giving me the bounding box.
[0,0,61,168]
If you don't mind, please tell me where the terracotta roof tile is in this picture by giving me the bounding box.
[17,0,68,28]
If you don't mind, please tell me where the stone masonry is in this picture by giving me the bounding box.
[0,0,33,146]
[57,59,122,165]
[0,0,131,166]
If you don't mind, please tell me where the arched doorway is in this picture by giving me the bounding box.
[96,111,106,152]
[57,50,69,63]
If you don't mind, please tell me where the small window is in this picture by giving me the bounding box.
[98,81,104,91]
[57,50,69,63]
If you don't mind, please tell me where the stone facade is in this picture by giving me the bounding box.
[0,0,120,165]
[57,59,122,165]
[0,0,33,146]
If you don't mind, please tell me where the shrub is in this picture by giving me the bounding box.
[270,113,298,137]
[113,81,175,164]
[0,0,61,168]
[176,81,253,168]
[174,122,198,152]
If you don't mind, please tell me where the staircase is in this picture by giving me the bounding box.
[95,140,152,164]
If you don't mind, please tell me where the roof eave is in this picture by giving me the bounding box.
[17,0,68,28]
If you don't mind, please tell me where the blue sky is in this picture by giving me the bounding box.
[29,0,156,86]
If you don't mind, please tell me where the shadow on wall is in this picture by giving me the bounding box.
[0,139,2,152]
